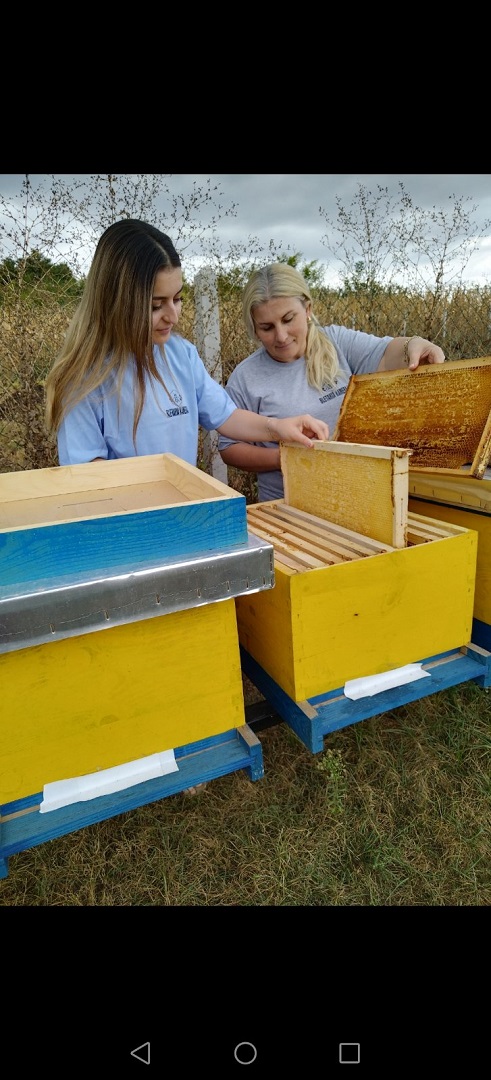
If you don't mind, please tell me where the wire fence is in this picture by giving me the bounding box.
[1,270,491,477]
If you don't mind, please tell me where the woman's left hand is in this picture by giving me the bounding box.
[405,336,445,370]
[379,336,446,373]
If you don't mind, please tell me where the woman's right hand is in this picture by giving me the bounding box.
[270,414,329,446]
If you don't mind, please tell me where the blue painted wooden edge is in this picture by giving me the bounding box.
[240,644,491,754]
[0,724,263,876]
[0,499,248,588]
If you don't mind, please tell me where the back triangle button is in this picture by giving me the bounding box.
[131,1042,150,1064]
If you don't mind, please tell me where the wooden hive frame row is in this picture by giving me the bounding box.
[246,502,452,572]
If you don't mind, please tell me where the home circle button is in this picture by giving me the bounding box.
[234,1041,258,1064]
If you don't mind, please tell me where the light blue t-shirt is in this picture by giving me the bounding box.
[218,324,392,500]
[57,335,237,466]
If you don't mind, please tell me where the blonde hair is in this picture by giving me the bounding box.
[242,263,339,389]
[45,219,182,442]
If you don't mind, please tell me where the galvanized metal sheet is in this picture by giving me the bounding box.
[0,533,274,654]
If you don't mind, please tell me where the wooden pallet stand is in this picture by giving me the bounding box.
[241,643,491,754]
[0,724,263,879]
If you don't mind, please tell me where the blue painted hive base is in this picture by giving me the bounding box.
[241,643,491,754]
[0,724,263,880]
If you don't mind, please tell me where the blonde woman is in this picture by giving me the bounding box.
[218,263,445,501]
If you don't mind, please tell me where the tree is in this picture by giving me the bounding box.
[319,181,491,294]
[0,250,83,303]
[275,251,326,289]
[0,173,242,281]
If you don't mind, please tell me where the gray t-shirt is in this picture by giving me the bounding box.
[218,324,392,501]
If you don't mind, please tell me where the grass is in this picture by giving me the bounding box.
[1,678,490,906]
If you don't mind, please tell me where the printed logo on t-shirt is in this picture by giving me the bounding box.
[166,406,189,417]
[319,384,346,404]
[166,389,188,416]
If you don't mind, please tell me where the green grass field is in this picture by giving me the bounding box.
[1,676,489,906]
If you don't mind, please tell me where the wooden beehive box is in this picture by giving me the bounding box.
[0,452,248,589]
[333,356,491,478]
[236,442,477,702]
[0,453,256,803]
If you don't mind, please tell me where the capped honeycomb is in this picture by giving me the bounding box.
[333,357,491,477]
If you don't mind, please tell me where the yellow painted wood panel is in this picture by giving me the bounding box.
[236,566,297,700]
[280,442,410,547]
[409,497,491,623]
[236,529,477,701]
[0,599,244,803]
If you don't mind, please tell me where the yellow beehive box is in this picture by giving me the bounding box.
[408,468,491,649]
[236,443,477,702]
[0,597,246,804]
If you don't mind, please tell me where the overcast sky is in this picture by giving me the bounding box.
[1,173,491,286]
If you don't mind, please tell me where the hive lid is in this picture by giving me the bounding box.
[333,356,491,478]
[0,452,249,589]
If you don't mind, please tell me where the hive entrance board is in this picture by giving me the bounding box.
[333,356,491,478]
[279,440,411,548]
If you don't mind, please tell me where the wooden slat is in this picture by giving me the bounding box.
[254,503,394,556]
[247,502,393,570]
[247,510,347,565]
[406,512,460,545]
[407,527,437,544]
[248,508,381,563]
[246,521,324,570]
[406,519,453,538]
[247,503,463,567]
